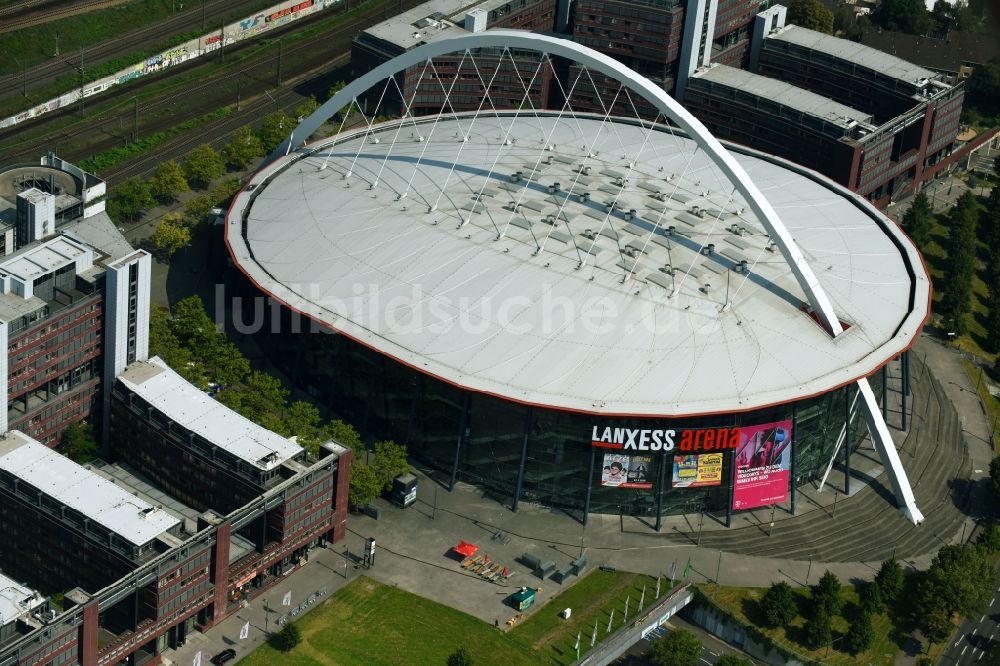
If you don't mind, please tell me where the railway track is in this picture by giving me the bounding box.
[0,0,279,100]
[1,0,424,181]
[1,0,133,33]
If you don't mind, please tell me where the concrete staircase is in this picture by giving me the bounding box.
[692,356,971,562]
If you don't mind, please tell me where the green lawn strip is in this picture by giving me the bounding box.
[0,0,377,150]
[239,577,538,666]
[77,107,230,174]
[961,358,1000,452]
[923,208,995,361]
[508,569,661,664]
[709,585,902,666]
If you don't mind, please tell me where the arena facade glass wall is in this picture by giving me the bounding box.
[231,297,881,524]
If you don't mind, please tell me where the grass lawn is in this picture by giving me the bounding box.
[240,570,665,666]
[508,569,661,664]
[922,205,996,362]
[239,577,538,666]
[709,585,949,666]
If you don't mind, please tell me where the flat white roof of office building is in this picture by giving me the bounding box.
[0,431,179,547]
[693,64,874,129]
[0,571,44,626]
[769,25,938,86]
[118,357,302,471]
[363,0,509,50]
[227,113,929,416]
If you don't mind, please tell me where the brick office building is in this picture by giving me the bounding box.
[0,155,150,447]
[0,358,351,666]
[684,6,965,205]
[352,0,559,116]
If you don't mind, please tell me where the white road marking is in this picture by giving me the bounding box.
[992,597,996,607]
[957,639,964,647]
[963,646,969,655]
[709,652,718,657]
[980,652,986,661]
[982,615,987,624]
[992,634,996,641]
[700,659,712,665]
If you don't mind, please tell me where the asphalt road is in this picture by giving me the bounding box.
[940,582,1000,664]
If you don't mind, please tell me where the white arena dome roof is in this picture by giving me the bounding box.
[226,112,929,416]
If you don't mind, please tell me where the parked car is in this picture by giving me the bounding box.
[210,649,236,665]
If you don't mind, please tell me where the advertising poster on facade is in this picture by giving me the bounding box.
[601,453,654,489]
[671,453,723,488]
[732,420,792,510]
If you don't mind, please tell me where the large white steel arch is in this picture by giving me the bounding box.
[276,30,922,524]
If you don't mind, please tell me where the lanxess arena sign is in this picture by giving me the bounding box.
[590,426,740,453]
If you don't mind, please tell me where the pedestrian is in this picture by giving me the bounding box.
[495,618,499,629]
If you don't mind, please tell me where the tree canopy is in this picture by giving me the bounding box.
[788,0,835,33]
[370,440,412,492]
[812,570,844,616]
[108,176,155,223]
[875,557,905,603]
[61,421,98,463]
[940,192,979,334]
[903,191,933,249]
[183,144,226,188]
[150,213,191,258]
[761,581,797,627]
[654,629,702,666]
[149,160,189,202]
[446,646,474,666]
[258,111,295,152]
[223,125,264,170]
[873,0,932,34]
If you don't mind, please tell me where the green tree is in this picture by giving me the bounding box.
[183,144,226,189]
[349,462,383,508]
[804,606,832,649]
[295,97,320,120]
[370,440,412,492]
[860,580,884,614]
[990,458,1000,501]
[446,646,474,666]
[967,62,1000,118]
[148,160,189,202]
[788,0,835,33]
[924,606,953,645]
[653,629,702,666]
[182,195,214,227]
[211,178,243,208]
[812,570,844,616]
[940,192,979,334]
[917,544,995,623]
[903,191,933,248]
[217,370,288,432]
[61,421,98,463]
[977,524,1000,556]
[845,611,876,654]
[323,419,363,450]
[150,213,191,258]
[268,623,301,652]
[873,0,931,33]
[716,655,753,666]
[875,557,905,603]
[283,401,322,453]
[760,581,797,627]
[223,125,265,170]
[108,176,154,222]
[327,80,351,119]
[258,111,295,153]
